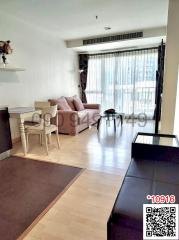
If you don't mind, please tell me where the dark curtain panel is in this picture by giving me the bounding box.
[154,40,165,133]
[79,54,89,103]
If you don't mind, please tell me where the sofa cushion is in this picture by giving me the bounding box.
[87,109,100,123]
[73,97,85,111]
[77,110,89,124]
[57,97,72,110]
[77,109,100,125]
[65,96,76,111]
[49,97,71,111]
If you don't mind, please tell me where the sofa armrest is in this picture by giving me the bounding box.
[83,103,101,110]
[57,110,78,129]
[58,110,78,116]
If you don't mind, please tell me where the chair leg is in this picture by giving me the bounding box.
[56,130,60,149]
[48,133,51,144]
[26,133,29,152]
[39,134,42,145]
[44,134,49,155]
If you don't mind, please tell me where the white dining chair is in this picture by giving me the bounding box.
[25,105,60,155]
[35,101,50,110]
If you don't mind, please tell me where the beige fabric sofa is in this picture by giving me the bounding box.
[49,97,100,136]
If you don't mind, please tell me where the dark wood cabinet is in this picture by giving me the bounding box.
[0,107,12,154]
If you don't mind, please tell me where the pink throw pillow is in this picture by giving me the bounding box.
[73,97,85,111]
[49,97,72,110]
[65,96,76,111]
[57,97,72,110]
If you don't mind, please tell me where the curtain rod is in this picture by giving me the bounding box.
[85,46,159,57]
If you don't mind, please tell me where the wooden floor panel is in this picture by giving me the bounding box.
[12,121,154,240]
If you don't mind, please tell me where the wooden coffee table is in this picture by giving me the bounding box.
[97,112,124,131]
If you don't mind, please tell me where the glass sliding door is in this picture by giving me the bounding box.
[86,48,158,118]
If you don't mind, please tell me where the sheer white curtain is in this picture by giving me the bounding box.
[86,48,158,118]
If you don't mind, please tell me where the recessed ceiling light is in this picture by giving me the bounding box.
[104,27,111,30]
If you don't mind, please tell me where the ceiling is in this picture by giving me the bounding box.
[0,0,169,40]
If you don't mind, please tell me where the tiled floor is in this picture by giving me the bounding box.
[12,120,154,240]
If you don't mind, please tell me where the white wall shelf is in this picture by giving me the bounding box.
[0,67,25,72]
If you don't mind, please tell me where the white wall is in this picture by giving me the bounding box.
[160,0,179,134]
[0,13,79,139]
[0,13,79,107]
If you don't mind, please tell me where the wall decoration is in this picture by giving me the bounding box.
[0,40,13,65]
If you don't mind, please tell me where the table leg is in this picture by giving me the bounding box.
[114,118,116,132]
[105,115,110,127]
[48,133,51,144]
[120,115,123,126]
[19,120,27,155]
[97,117,101,130]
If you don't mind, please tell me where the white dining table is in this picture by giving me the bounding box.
[9,107,42,155]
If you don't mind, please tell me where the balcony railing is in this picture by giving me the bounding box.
[86,86,156,117]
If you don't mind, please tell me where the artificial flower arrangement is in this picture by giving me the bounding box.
[0,40,13,65]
